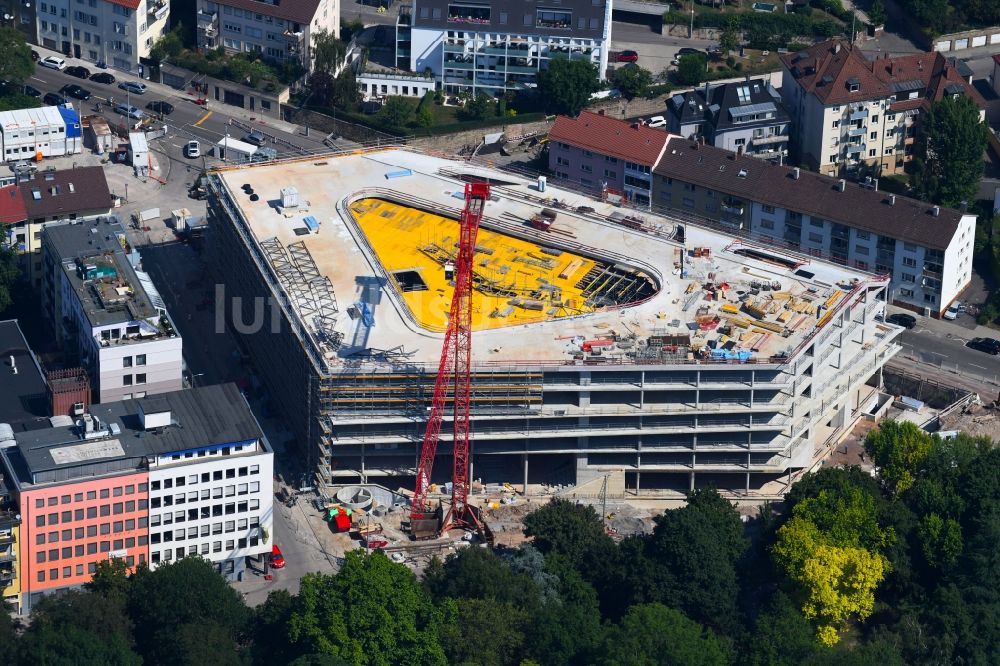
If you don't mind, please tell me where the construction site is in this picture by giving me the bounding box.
[207,147,904,502]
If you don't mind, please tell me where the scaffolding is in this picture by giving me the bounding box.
[260,236,344,358]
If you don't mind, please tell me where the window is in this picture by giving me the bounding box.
[831,120,840,128]
[871,115,879,123]
[856,230,870,241]
[828,154,838,163]
[901,273,916,283]
[123,357,132,368]
[854,245,869,256]
[136,374,146,384]
[869,149,877,157]
[902,256,917,267]
[123,375,133,386]
[136,355,146,366]
[760,219,774,230]
[762,204,775,214]
[808,232,823,243]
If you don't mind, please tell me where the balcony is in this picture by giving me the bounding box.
[443,60,474,70]
[148,0,169,21]
[751,134,786,146]
[849,109,869,121]
[847,125,867,137]
[845,144,864,155]
[721,202,744,216]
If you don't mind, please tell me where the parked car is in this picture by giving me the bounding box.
[967,337,1000,355]
[672,47,704,65]
[943,303,960,320]
[886,313,917,329]
[114,104,145,119]
[616,50,639,63]
[146,100,174,115]
[43,92,66,106]
[65,65,91,79]
[89,72,116,84]
[118,80,147,94]
[60,84,91,101]
[39,55,66,70]
[647,115,667,128]
[270,544,286,569]
[23,84,41,98]
[184,140,201,159]
[243,130,266,146]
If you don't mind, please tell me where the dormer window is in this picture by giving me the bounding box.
[847,78,860,93]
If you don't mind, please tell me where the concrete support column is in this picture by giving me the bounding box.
[745,470,750,493]
[689,470,695,491]
[522,454,528,494]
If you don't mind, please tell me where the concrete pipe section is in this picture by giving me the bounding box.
[335,485,374,511]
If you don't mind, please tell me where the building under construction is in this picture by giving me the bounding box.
[207,148,903,494]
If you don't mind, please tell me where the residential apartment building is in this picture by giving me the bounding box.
[652,140,975,316]
[0,105,82,162]
[548,111,669,208]
[0,318,51,615]
[780,40,985,176]
[0,384,274,612]
[668,79,791,160]
[405,0,612,96]
[196,0,340,71]
[37,0,170,72]
[1,166,113,288]
[41,220,183,403]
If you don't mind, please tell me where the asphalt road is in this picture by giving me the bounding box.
[892,316,1000,389]
[27,56,331,163]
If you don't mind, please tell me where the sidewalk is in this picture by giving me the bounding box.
[31,43,307,137]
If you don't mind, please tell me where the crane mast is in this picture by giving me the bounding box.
[411,182,490,536]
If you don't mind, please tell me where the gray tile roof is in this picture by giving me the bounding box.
[654,139,964,249]
[0,320,49,428]
[7,384,266,487]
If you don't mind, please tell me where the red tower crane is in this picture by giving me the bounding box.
[411,181,491,537]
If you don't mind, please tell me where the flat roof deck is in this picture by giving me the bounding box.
[216,148,874,368]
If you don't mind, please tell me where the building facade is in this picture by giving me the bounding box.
[0,105,82,163]
[0,384,274,612]
[651,140,975,316]
[548,111,669,208]
[196,0,339,72]
[668,79,791,161]
[36,0,169,72]
[405,0,612,96]
[41,220,183,403]
[780,40,985,176]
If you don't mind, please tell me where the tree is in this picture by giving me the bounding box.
[439,599,528,666]
[0,246,20,315]
[868,0,887,26]
[523,499,618,585]
[126,557,249,665]
[461,93,494,121]
[747,592,819,666]
[865,420,935,496]
[0,27,34,84]
[378,97,413,129]
[612,65,653,101]
[719,17,741,55]
[417,105,435,128]
[150,27,184,62]
[598,603,731,666]
[914,94,987,207]
[313,30,347,75]
[537,59,599,115]
[676,54,708,86]
[918,512,963,570]
[644,489,749,633]
[288,551,448,665]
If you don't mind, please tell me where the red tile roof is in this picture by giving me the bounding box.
[549,111,670,167]
[781,39,984,112]
[105,0,141,11]
[0,185,27,226]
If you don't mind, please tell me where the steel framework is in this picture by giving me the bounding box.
[411,182,491,534]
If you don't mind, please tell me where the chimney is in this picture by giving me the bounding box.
[932,205,940,217]
[737,145,744,157]
[889,194,896,205]
[793,167,800,180]
[838,178,846,192]
[960,200,968,213]
[835,42,842,54]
